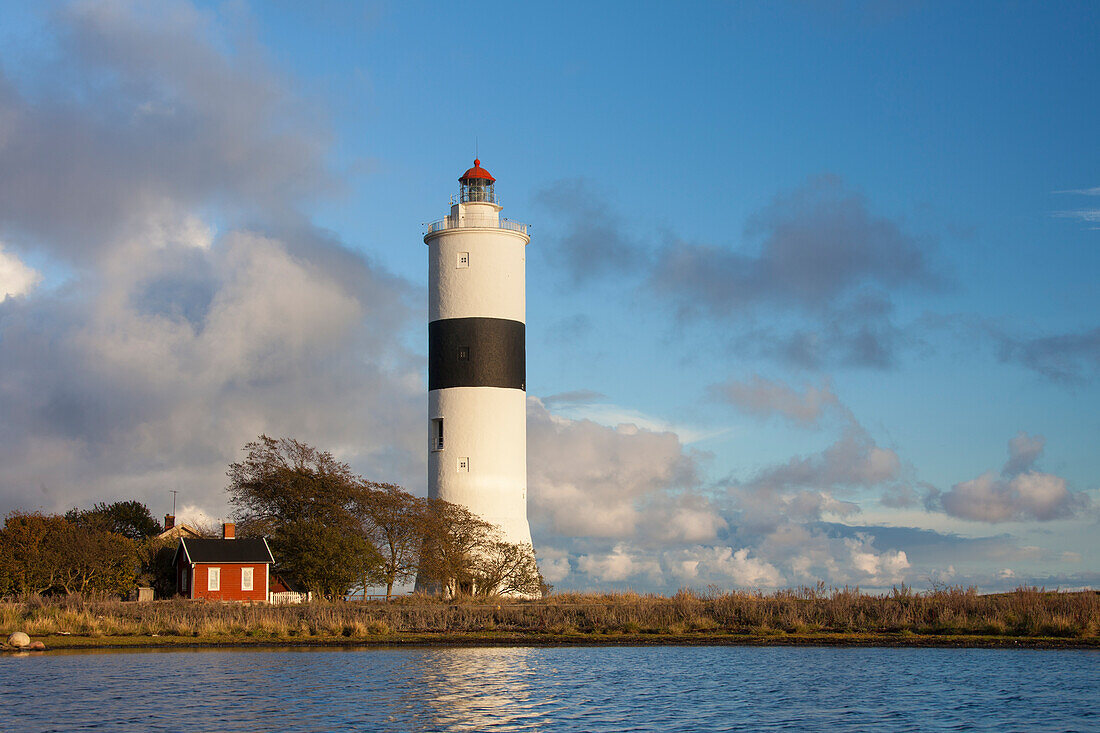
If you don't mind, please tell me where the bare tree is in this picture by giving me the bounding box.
[473,541,542,598]
[416,500,543,597]
[417,499,496,596]
[358,483,426,599]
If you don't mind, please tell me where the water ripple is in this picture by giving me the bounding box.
[0,646,1097,732]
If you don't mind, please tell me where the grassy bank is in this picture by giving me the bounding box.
[3,586,1098,650]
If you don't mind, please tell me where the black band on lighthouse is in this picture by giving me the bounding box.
[429,317,525,391]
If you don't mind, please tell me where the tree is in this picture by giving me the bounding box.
[54,525,139,595]
[417,500,496,596]
[358,483,426,599]
[0,512,139,596]
[0,512,69,594]
[65,501,162,541]
[228,435,365,535]
[138,537,180,599]
[227,435,384,596]
[268,520,383,600]
[473,541,543,598]
[415,500,544,598]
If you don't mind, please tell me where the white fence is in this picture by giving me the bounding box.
[269,591,311,604]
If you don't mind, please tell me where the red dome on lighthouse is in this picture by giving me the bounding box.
[460,159,496,182]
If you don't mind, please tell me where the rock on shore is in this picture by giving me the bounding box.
[7,631,31,649]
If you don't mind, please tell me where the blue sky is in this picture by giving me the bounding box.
[0,1,1096,592]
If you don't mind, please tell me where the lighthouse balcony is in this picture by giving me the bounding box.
[425,216,528,236]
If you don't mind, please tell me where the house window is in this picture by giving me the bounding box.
[242,567,254,591]
[458,457,469,472]
[208,567,220,591]
[431,418,444,451]
[182,569,189,592]
[457,252,469,268]
[458,346,469,361]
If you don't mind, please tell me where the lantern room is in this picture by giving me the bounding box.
[459,159,497,204]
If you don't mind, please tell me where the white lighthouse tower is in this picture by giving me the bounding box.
[424,159,533,554]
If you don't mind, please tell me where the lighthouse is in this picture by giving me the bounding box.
[424,159,534,555]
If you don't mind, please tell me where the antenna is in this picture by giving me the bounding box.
[170,489,178,515]
[475,137,479,160]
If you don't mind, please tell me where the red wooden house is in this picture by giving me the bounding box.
[173,523,274,602]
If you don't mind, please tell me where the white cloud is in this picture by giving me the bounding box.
[933,433,1088,523]
[528,397,703,538]
[846,537,909,582]
[177,503,218,529]
[0,224,421,515]
[0,245,41,299]
[577,544,662,583]
[669,546,784,587]
[534,546,572,584]
[941,472,1081,523]
[761,525,910,587]
[649,494,728,543]
[526,388,918,591]
[546,400,721,444]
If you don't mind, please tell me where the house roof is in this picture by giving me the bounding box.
[157,523,203,540]
[177,537,274,565]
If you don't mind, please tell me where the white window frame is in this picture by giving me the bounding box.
[208,566,220,591]
[242,566,254,591]
[457,251,469,268]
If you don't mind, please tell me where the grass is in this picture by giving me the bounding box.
[3,585,1098,650]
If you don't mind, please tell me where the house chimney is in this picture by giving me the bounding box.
[222,522,235,540]
[164,514,175,530]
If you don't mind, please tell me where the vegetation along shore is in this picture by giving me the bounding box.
[4,586,1097,652]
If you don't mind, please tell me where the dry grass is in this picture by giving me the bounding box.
[1,586,1097,643]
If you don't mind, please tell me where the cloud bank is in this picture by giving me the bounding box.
[0,1,422,516]
[527,387,914,591]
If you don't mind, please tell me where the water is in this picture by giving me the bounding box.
[1,646,1097,732]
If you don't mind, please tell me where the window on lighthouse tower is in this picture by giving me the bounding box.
[431,418,444,451]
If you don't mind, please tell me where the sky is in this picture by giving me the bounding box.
[0,0,1097,593]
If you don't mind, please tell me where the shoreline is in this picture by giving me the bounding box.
[10,631,1100,653]
[6,589,1097,654]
